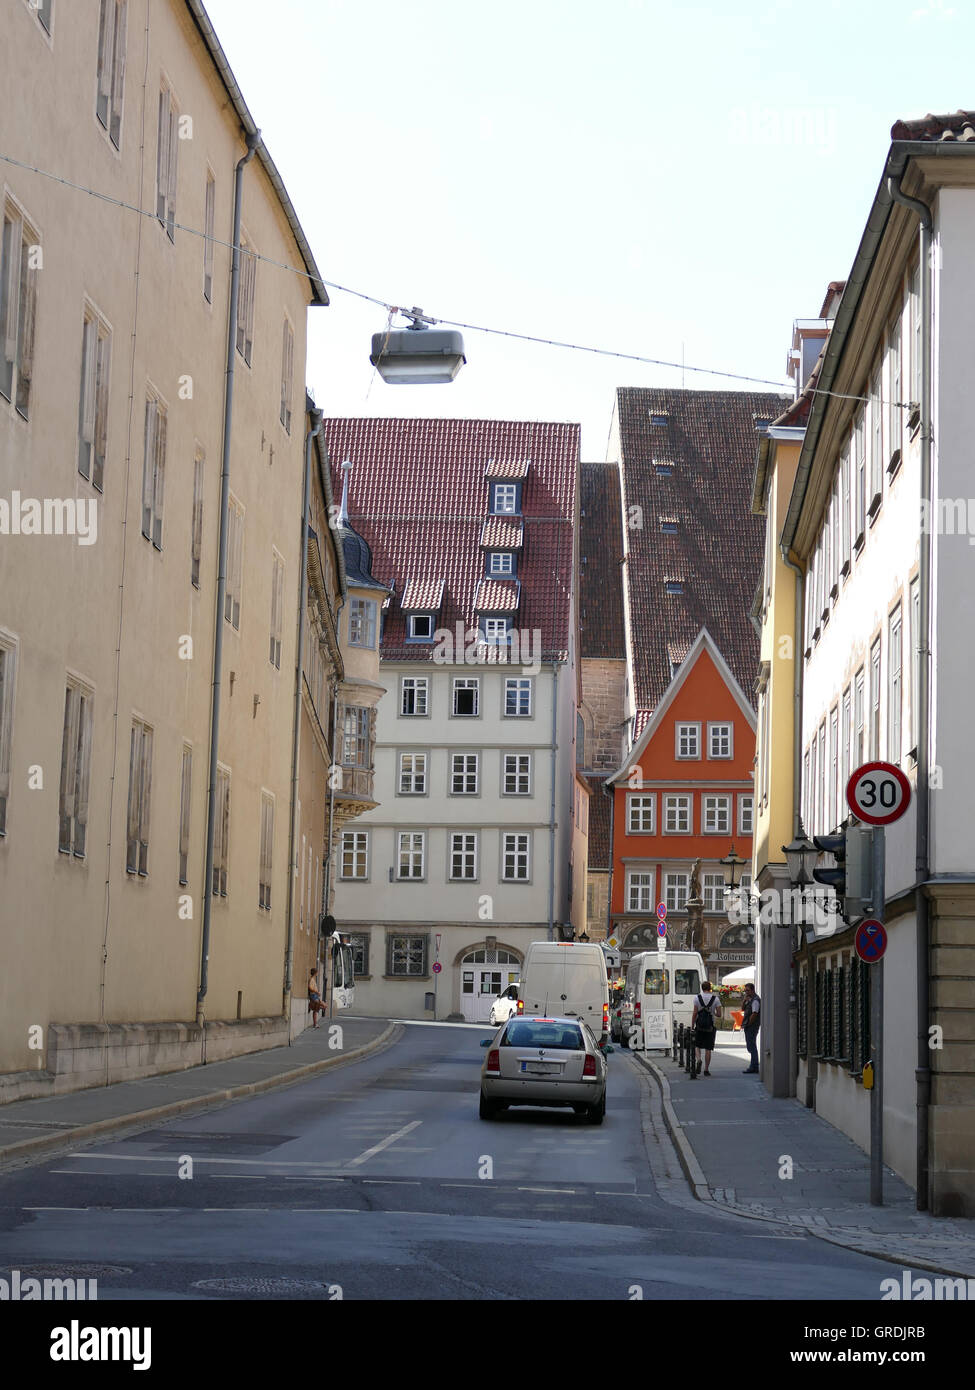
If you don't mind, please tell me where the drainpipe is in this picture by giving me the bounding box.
[780,547,805,1098]
[888,174,933,1213]
[197,129,259,1030]
[547,662,561,939]
[604,777,615,941]
[321,611,345,989]
[283,409,323,1034]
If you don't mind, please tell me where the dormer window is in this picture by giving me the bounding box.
[654,460,675,477]
[490,482,520,515]
[407,614,435,642]
[664,579,684,596]
[660,517,679,534]
[649,412,669,426]
[487,551,515,577]
[481,617,511,644]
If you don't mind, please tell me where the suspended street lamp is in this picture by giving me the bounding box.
[370,306,466,384]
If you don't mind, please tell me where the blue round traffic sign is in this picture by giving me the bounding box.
[432,961,442,974]
[657,921,667,937]
[855,918,887,964]
[656,902,667,919]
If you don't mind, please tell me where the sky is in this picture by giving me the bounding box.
[204,0,973,458]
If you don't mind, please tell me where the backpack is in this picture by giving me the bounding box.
[695,993,716,1036]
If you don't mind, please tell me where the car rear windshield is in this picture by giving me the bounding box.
[503,1021,585,1050]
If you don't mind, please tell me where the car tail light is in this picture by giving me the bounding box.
[602,1002,609,1032]
[635,1001,642,1021]
[583,1054,597,1078]
[486,1049,501,1075]
[516,999,524,1014]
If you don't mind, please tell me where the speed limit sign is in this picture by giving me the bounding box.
[846,761,912,825]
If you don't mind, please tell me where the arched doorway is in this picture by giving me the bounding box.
[460,946,522,1023]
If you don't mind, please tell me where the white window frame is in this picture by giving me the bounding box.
[212,765,230,897]
[675,722,701,759]
[626,793,655,834]
[868,364,883,512]
[449,832,478,882]
[203,169,215,301]
[626,870,653,913]
[269,550,285,669]
[738,794,753,836]
[58,678,93,858]
[349,597,377,648]
[870,638,882,760]
[663,794,691,834]
[910,577,920,754]
[888,314,902,469]
[235,231,256,364]
[398,751,427,795]
[708,721,733,759]
[397,830,425,881]
[125,717,153,875]
[452,677,479,717]
[177,743,191,885]
[191,447,204,587]
[400,676,429,717]
[406,613,434,641]
[487,551,514,576]
[78,303,111,490]
[225,493,243,629]
[0,199,40,420]
[280,316,294,434]
[450,752,478,795]
[141,388,167,548]
[888,605,902,763]
[854,667,865,769]
[491,482,517,515]
[504,677,532,717]
[482,616,510,645]
[853,408,866,548]
[501,831,530,882]
[96,0,127,149]
[703,872,726,913]
[702,794,731,835]
[664,871,689,914]
[259,791,274,911]
[502,752,531,796]
[155,81,179,240]
[341,830,369,881]
[0,635,16,837]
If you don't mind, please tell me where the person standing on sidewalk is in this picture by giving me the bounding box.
[308,967,325,1029]
[691,981,720,1076]
[741,982,761,1074]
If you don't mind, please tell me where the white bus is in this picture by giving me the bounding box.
[517,941,610,1044]
[328,932,356,1011]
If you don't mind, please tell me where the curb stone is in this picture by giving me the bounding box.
[633,1050,975,1280]
[0,1022,402,1172]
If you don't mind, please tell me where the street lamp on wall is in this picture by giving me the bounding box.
[782,821,818,889]
[720,843,747,888]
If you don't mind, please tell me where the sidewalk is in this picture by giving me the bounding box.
[635,1031,975,1278]
[0,1015,398,1170]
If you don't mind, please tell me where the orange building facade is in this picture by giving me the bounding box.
[608,630,756,981]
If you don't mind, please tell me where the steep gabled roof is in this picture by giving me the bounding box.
[323,419,579,662]
[616,386,791,710]
[580,462,625,660]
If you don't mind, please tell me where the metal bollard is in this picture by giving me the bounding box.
[673,1023,680,1062]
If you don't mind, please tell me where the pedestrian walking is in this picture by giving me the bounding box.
[741,981,761,1074]
[308,967,325,1028]
[691,980,721,1076]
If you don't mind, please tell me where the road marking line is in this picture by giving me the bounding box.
[361,1179,421,1185]
[212,1174,265,1180]
[23,1206,88,1211]
[202,1208,269,1213]
[517,1187,576,1194]
[67,1153,341,1169]
[346,1120,422,1168]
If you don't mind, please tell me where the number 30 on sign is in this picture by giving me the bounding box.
[846,761,912,826]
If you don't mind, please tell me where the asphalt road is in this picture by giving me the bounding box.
[0,1023,903,1300]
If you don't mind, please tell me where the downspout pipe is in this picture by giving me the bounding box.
[198,129,260,1027]
[547,663,561,939]
[283,409,323,1033]
[888,173,933,1213]
[780,547,805,1099]
[321,605,345,999]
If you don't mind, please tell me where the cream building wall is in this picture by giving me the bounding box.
[0,0,323,1092]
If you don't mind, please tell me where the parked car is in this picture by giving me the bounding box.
[479,1015,610,1124]
[489,983,520,1026]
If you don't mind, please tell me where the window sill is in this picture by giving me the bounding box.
[383,974,431,982]
[867,491,882,520]
[908,408,921,437]
[886,449,902,477]
[853,531,865,554]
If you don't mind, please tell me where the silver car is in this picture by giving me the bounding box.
[479,1015,609,1124]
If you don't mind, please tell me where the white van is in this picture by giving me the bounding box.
[620,950,707,1048]
[517,941,610,1043]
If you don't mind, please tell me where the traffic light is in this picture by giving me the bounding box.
[812,825,873,923]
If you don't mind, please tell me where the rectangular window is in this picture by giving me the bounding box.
[675,722,700,758]
[839,444,851,574]
[78,307,111,489]
[125,718,153,875]
[348,597,376,648]
[627,871,653,912]
[703,794,731,834]
[822,506,832,613]
[818,721,827,835]
[888,316,902,469]
[387,933,427,976]
[280,317,294,433]
[141,391,167,548]
[235,234,256,364]
[58,681,93,858]
[708,722,733,758]
[504,677,532,716]
[342,706,370,767]
[490,482,518,514]
[96,0,127,148]
[269,551,284,668]
[627,794,655,834]
[258,792,273,910]
[854,668,865,770]
[829,705,839,830]
[663,794,691,833]
[703,872,726,912]
[407,613,434,641]
[30,0,53,33]
[225,494,243,628]
[449,832,478,881]
[177,744,191,884]
[348,932,370,976]
[155,84,178,239]
[841,687,851,813]
[213,765,230,896]
[853,408,866,547]
[203,171,215,301]
[487,551,514,576]
[398,751,427,794]
[870,639,881,759]
[910,264,921,417]
[401,676,428,717]
[501,832,530,881]
[868,365,883,511]
[451,752,478,795]
[397,831,425,880]
[664,871,689,913]
[503,752,531,796]
[190,448,204,587]
[341,830,368,880]
[482,617,510,644]
[888,606,902,763]
[910,576,920,753]
[0,639,15,837]
[453,678,479,716]
[738,794,753,836]
[0,202,39,418]
[830,480,839,595]
[810,730,819,835]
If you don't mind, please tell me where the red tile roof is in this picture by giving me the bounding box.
[400,578,445,611]
[485,457,531,479]
[891,110,975,142]
[323,418,579,662]
[586,774,613,869]
[480,516,524,549]
[580,462,625,659]
[633,709,652,739]
[617,387,791,711]
[474,578,520,612]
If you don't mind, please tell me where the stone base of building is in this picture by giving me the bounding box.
[0,1016,289,1105]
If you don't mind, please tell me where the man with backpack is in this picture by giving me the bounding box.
[691,980,721,1076]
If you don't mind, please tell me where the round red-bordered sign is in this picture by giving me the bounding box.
[846,761,912,826]
[854,918,888,964]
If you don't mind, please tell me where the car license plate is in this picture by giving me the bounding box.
[522,1061,560,1074]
